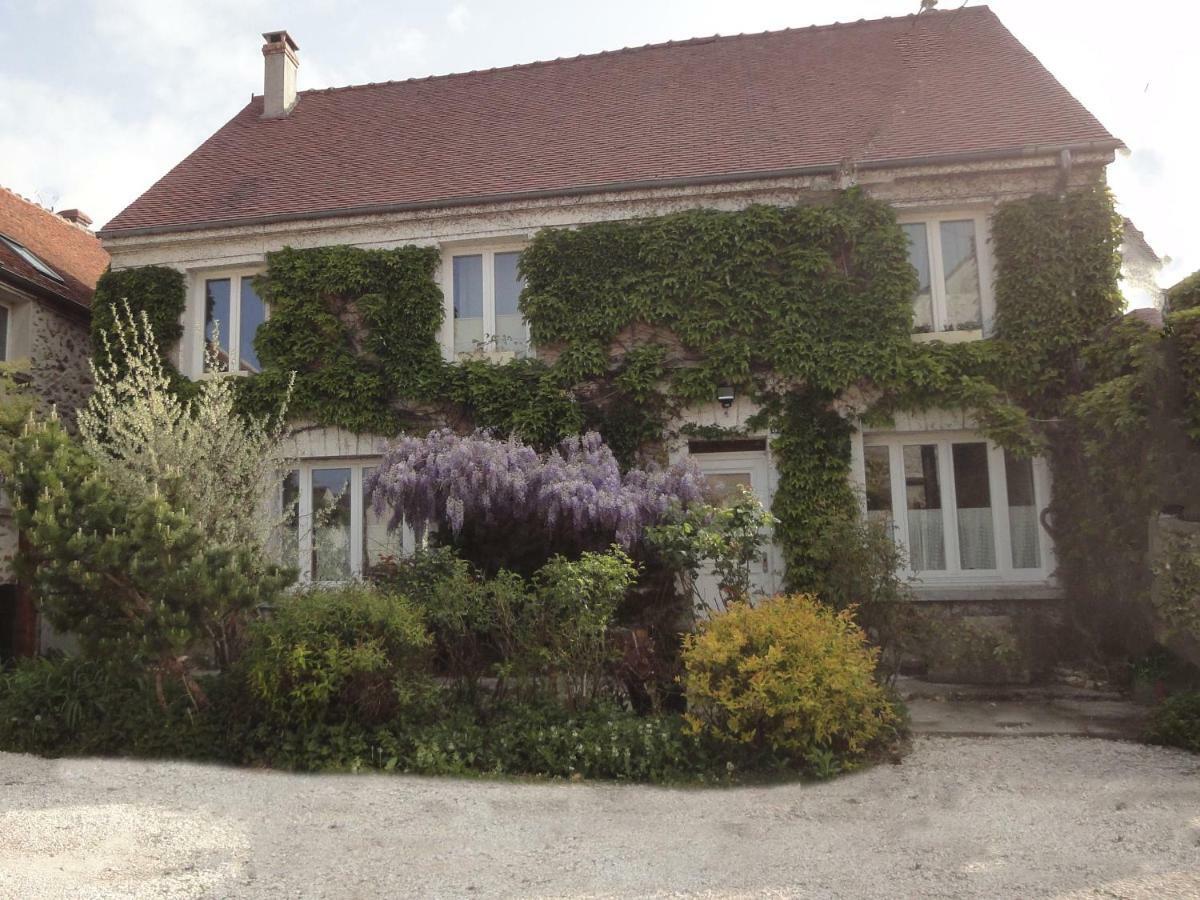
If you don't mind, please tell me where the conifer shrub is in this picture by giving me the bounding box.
[681,594,898,773]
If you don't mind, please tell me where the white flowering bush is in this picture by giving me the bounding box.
[78,302,294,552]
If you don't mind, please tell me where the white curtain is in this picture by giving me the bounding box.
[957,507,996,570]
[907,509,946,571]
[1009,505,1041,569]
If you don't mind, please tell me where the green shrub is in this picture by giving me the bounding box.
[681,594,899,773]
[1144,691,1200,753]
[370,547,637,706]
[527,550,638,707]
[249,700,707,781]
[0,656,239,761]
[5,417,291,701]
[370,547,495,690]
[241,585,433,729]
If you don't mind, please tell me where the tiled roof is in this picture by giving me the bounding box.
[0,187,108,309]
[102,6,1118,237]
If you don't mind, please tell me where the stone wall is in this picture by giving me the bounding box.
[27,302,91,426]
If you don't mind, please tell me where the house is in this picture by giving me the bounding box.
[0,187,105,660]
[99,9,1123,672]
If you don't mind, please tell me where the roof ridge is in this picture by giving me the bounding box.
[294,6,992,98]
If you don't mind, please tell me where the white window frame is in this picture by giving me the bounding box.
[441,242,530,359]
[188,268,267,377]
[283,458,417,584]
[897,210,995,340]
[862,430,1054,586]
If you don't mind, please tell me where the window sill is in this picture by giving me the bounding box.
[194,369,255,380]
[453,348,529,364]
[908,581,1063,603]
[911,329,984,344]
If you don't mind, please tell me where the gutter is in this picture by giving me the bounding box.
[99,139,1125,241]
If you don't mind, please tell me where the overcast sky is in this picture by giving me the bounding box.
[1,0,1194,287]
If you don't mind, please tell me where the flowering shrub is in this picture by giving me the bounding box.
[79,302,295,555]
[644,486,777,611]
[681,594,898,774]
[366,429,704,570]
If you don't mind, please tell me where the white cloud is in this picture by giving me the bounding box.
[0,73,198,229]
[447,4,471,33]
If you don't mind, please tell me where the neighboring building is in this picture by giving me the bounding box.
[99,9,1122,669]
[1120,218,1165,312]
[0,187,105,660]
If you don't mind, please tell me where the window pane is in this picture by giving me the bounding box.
[239,276,266,373]
[864,445,893,531]
[705,472,755,507]
[0,305,9,362]
[280,470,300,570]
[493,251,527,353]
[903,223,934,333]
[204,278,231,371]
[453,255,484,354]
[312,468,351,581]
[362,466,405,572]
[903,444,945,571]
[940,220,982,331]
[952,443,996,570]
[1005,451,1041,569]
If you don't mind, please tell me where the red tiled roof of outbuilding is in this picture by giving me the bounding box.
[102,6,1119,237]
[0,187,108,309]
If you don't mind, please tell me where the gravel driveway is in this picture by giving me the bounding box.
[2,736,1198,899]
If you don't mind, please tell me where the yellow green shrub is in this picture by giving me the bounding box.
[681,594,898,771]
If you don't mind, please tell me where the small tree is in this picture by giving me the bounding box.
[6,415,292,705]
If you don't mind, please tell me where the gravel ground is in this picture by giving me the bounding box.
[1,736,1198,899]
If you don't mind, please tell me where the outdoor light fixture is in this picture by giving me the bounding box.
[717,385,735,410]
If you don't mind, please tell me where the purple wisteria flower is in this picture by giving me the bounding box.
[366,429,705,548]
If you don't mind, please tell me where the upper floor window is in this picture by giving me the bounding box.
[448,247,528,356]
[201,273,267,374]
[900,213,990,336]
[864,431,1051,582]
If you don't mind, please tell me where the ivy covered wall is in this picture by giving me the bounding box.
[91,184,1198,661]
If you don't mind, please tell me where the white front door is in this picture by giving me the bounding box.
[688,450,779,610]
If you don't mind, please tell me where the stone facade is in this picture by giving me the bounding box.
[28,301,92,423]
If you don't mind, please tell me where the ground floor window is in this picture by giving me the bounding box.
[863,432,1050,581]
[279,460,417,582]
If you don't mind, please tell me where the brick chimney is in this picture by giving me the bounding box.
[261,30,299,118]
[57,209,93,228]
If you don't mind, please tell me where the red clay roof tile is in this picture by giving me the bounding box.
[102,7,1118,237]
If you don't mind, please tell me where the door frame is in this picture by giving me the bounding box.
[682,444,782,601]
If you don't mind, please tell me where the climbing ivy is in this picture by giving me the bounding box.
[91,265,194,398]
[234,245,444,433]
[95,183,1200,666]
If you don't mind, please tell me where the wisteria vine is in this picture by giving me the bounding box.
[366,430,706,549]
